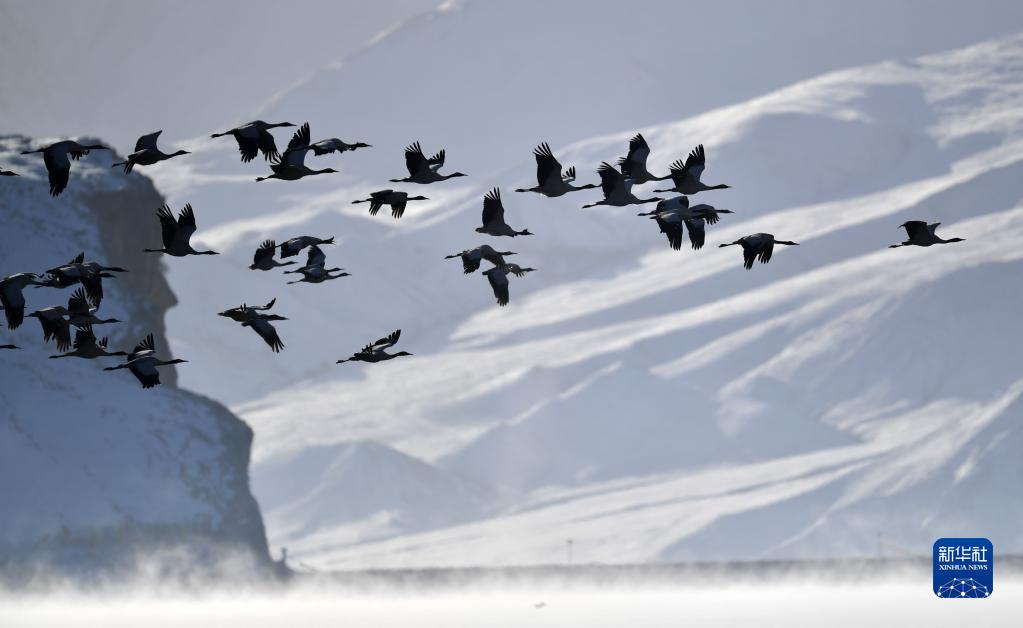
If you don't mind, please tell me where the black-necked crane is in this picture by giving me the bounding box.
[353,189,429,219]
[309,138,371,156]
[0,343,17,349]
[445,245,516,274]
[43,253,128,305]
[889,221,965,248]
[250,240,295,271]
[477,188,532,237]
[284,245,349,284]
[26,306,72,351]
[111,131,189,173]
[654,144,731,196]
[719,233,799,269]
[618,133,668,184]
[104,333,187,389]
[515,142,597,197]
[49,325,127,360]
[277,235,335,258]
[638,196,735,250]
[256,123,339,182]
[21,139,108,196]
[211,120,296,162]
[483,263,535,306]
[336,329,411,364]
[218,298,276,322]
[1,166,18,176]
[218,302,287,353]
[1,272,46,329]
[144,204,219,256]
[390,141,466,184]
[64,288,120,327]
[582,162,661,209]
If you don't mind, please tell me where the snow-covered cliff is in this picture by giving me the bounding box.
[0,135,270,577]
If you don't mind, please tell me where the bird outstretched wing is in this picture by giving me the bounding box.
[135,131,162,152]
[481,188,503,226]
[534,142,563,186]
[404,142,428,176]
[156,205,178,248]
[596,162,620,198]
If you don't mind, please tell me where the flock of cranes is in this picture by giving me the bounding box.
[1,125,965,388]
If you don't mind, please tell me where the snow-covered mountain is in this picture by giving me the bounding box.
[233,33,1023,569]
[121,2,1023,570]
[0,136,269,576]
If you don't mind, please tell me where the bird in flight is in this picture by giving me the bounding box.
[21,139,108,196]
[145,204,219,256]
[111,131,190,173]
[654,144,731,196]
[390,141,466,184]
[515,142,597,197]
[104,333,187,389]
[888,221,965,248]
[719,233,799,269]
[336,329,412,364]
[211,120,296,162]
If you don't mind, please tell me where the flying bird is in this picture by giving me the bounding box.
[719,233,799,269]
[42,253,128,305]
[638,197,735,250]
[104,333,187,389]
[390,141,466,184]
[248,240,293,271]
[255,123,339,182]
[1,272,47,329]
[1,166,18,176]
[218,302,287,353]
[515,142,597,197]
[49,325,127,360]
[617,133,668,184]
[20,139,108,196]
[654,144,731,196]
[581,162,661,208]
[284,245,349,284]
[477,188,532,237]
[211,120,296,162]
[308,138,371,156]
[111,131,189,173]
[218,298,277,322]
[336,329,412,364]
[353,189,429,219]
[277,235,334,258]
[445,245,516,274]
[889,221,965,248]
[26,306,73,351]
[483,263,535,306]
[144,204,219,256]
[63,288,119,327]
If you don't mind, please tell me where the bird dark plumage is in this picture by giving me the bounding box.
[336,329,411,364]
[889,221,965,248]
[21,140,108,196]
[390,141,466,184]
[145,204,218,256]
[477,188,532,236]
[445,245,516,274]
[719,233,799,269]
[104,333,187,389]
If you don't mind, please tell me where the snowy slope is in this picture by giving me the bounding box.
[0,137,269,575]
[215,32,1023,569]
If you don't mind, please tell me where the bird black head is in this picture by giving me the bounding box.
[409,195,429,201]
[449,172,468,178]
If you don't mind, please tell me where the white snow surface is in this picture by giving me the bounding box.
[132,6,1023,569]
